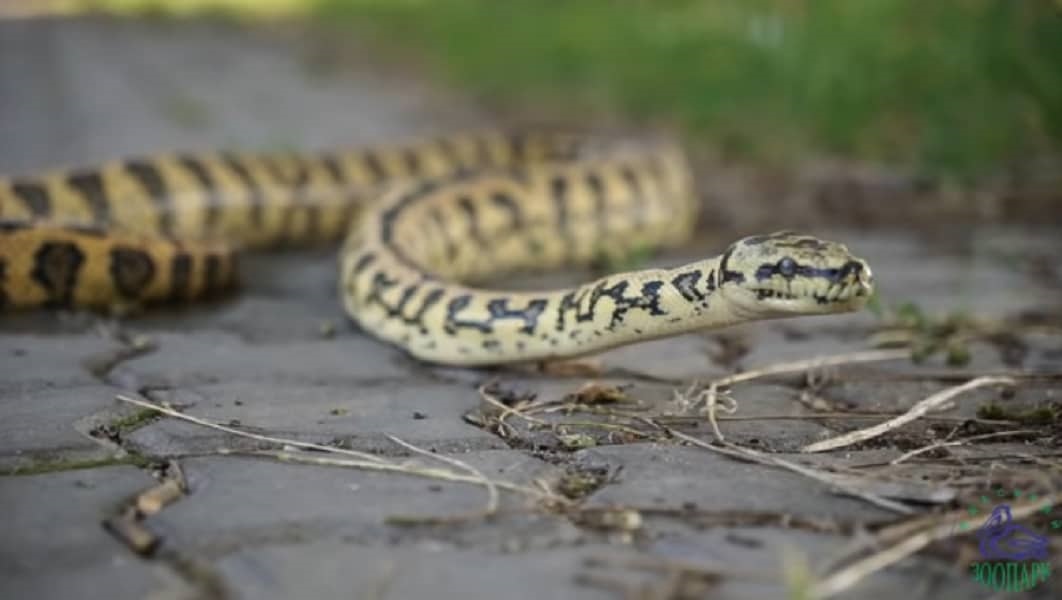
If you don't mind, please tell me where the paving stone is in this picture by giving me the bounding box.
[0,384,122,462]
[216,542,621,600]
[150,454,569,552]
[0,334,118,393]
[0,466,164,598]
[124,380,506,456]
[575,444,893,521]
[111,331,413,389]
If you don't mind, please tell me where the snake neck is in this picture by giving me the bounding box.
[342,248,739,365]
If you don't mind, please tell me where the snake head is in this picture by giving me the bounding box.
[718,231,873,317]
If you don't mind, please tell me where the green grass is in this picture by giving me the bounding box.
[314,0,1062,175]
[74,0,1062,175]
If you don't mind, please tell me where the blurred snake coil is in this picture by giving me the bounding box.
[0,131,874,365]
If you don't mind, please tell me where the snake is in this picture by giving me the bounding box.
[0,130,874,366]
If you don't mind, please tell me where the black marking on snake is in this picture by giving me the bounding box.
[0,257,7,309]
[392,281,421,317]
[0,221,31,233]
[290,157,319,242]
[203,254,224,293]
[220,154,263,225]
[754,260,862,285]
[488,297,548,334]
[11,180,50,217]
[443,295,548,335]
[490,191,524,231]
[411,288,445,334]
[427,207,459,261]
[557,279,667,330]
[259,156,290,185]
[401,149,422,175]
[472,136,493,166]
[361,151,387,183]
[168,253,192,302]
[125,160,173,234]
[718,247,746,285]
[744,232,829,252]
[31,241,85,307]
[321,156,346,183]
[433,137,466,171]
[549,174,577,257]
[671,270,705,303]
[377,184,440,269]
[177,155,220,230]
[508,132,528,162]
[619,165,648,228]
[351,252,377,276]
[66,171,109,224]
[550,176,570,232]
[109,247,156,299]
[481,339,501,351]
[363,271,444,332]
[444,295,488,334]
[585,171,608,233]
[456,196,488,248]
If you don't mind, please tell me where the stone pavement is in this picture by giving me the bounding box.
[2,18,1061,600]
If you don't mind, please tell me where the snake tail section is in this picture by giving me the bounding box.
[0,220,235,310]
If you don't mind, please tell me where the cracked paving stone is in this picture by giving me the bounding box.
[149,454,570,552]
[0,466,186,599]
[0,384,127,469]
[124,381,507,456]
[0,334,122,394]
[110,331,412,389]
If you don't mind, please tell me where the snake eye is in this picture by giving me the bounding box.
[777,257,797,278]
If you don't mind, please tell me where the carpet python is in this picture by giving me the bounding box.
[0,130,873,365]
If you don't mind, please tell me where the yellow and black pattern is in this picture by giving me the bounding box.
[0,131,874,365]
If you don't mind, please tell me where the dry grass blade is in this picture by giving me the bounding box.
[237,449,559,502]
[115,393,388,464]
[116,393,567,519]
[696,349,908,441]
[709,349,910,389]
[802,376,1015,453]
[889,429,1041,465]
[385,434,500,517]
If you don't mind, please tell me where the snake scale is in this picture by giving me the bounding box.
[0,130,873,365]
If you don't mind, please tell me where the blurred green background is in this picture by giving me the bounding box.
[73,0,1062,177]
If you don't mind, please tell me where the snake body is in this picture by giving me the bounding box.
[0,131,873,365]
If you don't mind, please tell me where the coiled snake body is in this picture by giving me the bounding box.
[0,131,873,365]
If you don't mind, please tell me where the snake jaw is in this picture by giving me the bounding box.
[719,231,874,317]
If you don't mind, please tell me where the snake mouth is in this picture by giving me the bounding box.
[750,281,871,306]
[732,269,874,316]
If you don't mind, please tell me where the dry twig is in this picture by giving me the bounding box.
[116,393,567,521]
[115,393,387,464]
[802,376,1015,453]
[695,349,909,442]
